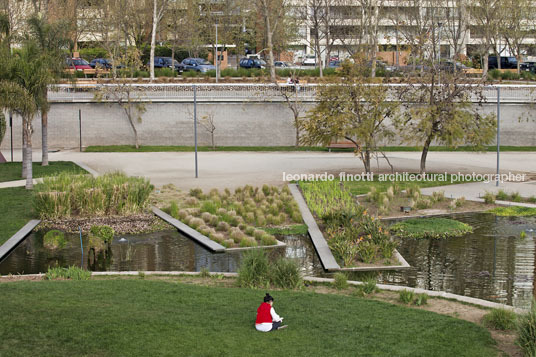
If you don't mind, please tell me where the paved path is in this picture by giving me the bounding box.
[4,150,536,191]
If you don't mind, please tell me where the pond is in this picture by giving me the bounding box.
[0,230,324,277]
[1,212,535,309]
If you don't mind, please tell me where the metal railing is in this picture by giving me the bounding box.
[47,83,536,103]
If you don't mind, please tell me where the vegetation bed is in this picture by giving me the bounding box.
[0,279,496,356]
[487,206,536,217]
[0,161,87,182]
[158,184,303,248]
[389,218,473,239]
[299,181,397,267]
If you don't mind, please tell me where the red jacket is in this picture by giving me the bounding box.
[255,302,272,324]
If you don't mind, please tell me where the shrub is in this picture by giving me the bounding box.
[260,234,277,246]
[270,258,302,289]
[495,190,508,200]
[356,240,378,263]
[414,294,428,306]
[239,237,258,247]
[237,249,270,288]
[90,225,114,244]
[416,197,432,209]
[399,290,415,304]
[43,230,67,250]
[483,308,517,330]
[189,188,204,199]
[333,272,348,290]
[518,301,536,355]
[360,279,378,295]
[178,209,188,220]
[482,191,496,204]
[455,197,466,207]
[510,192,522,202]
[432,191,445,202]
[45,266,91,280]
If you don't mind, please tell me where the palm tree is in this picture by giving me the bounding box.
[0,42,50,189]
[26,15,72,166]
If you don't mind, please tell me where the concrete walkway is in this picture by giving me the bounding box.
[3,149,536,191]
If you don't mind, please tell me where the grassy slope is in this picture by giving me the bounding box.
[0,187,34,245]
[0,280,496,357]
[0,161,87,183]
[85,145,536,153]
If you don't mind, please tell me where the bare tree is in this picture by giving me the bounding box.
[469,0,501,76]
[444,0,469,63]
[200,111,216,150]
[276,74,306,146]
[502,0,533,73]
[149,0,168,80]
[257,0,287,81]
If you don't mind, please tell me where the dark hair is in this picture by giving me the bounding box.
[264,293,274,302]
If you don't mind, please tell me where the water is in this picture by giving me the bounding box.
[0,230,324,276]
[1,212,536,308]
[377,213,536,309]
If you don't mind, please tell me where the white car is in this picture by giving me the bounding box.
[302,55,317,66]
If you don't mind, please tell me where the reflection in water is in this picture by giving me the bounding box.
[374,213,536,309]
[0,230,324,277]
[1,212,535,308]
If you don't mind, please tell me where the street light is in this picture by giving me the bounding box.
[214,23,219,83]
[437,22,443,86]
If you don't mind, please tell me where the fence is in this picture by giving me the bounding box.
[47,83,536,104]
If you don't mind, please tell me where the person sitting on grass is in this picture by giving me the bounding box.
[255,293,288,332]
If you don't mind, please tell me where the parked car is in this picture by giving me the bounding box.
[521,61,536,72]
[181,58,215,72]
[89,58,124,70]
[274,61,294,68]
[488,56,518,70]
[147,56,184,72]
[439,59,470,73]
[239,58,266,69]
[302,55,316,66]
[66,57,92,71]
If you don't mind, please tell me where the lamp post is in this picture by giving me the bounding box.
[496,86,500,186]
[438,22,442,86]
[214,23,219,83]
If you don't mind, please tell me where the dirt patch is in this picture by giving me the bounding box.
[38,214,173,234]
[0,275,44,282]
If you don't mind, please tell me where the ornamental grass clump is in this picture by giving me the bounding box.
[483,308,517,330]
[517,300,536,355]
[34,172,153,219]
[333,272,348,290]
[237,249,270,288]
[270,258,302,289]
[45,266,91,280]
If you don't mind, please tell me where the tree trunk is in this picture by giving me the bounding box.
[295,115,300,147]
[23,116,33,189]
[150,0,158,81]
[41,110,48,166]
[420,134,433,174]
[363,149,371,174]
[22,121,27,178]
[483,53,489,77]
[264,9,276,82]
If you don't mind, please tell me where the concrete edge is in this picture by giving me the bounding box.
[303,276,527,314]
[0,178,44,189]
[336,249,411,272]
[0,220,41,261]
[288,183,341,271]
[226,239,287,252]
[73,161,100,177]
[152,207,226,253]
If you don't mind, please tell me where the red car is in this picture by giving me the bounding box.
[66,57,92,71]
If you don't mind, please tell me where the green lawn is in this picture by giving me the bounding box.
[0,161,87,182]
[0,187,34,245]
[389,218,473,239]
[84,145,536,153]
[0,279,497,356]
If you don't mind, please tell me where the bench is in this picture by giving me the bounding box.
[327,141,356,152]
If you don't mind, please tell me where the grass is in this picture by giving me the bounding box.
[487,206,536,217]
[389,218,473,239]
[482,309,517,331]
[84,145,536,153]
[0,161,87,182]
[0,279,497,356]
[0,187,34,245]
[263,224,308,235]
[344,174,479,195]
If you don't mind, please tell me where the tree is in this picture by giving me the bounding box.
[26,15,72,166]
[300,59,399,173]
[502,0,533,74]
[256,0,287,81]
[469,0,501,76]
[200,111,216,150]
[94,48,147,149]
[276,75,306,146]
[149,0,168,80]
[0,45,41,188]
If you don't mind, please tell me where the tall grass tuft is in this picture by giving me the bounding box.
[517,301,536,355]
[237,249,270,288]
[270,258,302,289]
[333,272,348,290]
[45,266,91,280]
[483,308,517,330]
[34,172,153,219]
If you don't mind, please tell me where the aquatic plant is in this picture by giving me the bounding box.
[389,218,473,239]
[43,230,67,250]
[45,266,91,280]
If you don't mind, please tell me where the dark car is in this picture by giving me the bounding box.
[439,59,470,73]
[239,58,266,69]
[66,57,92,71]
[328,60,341,68]
[181,58,216,72]
[274,61,293,68]
[147,56,184,72]
[488,56,518,70]
[89,58,124,70]
[521,61,536,72]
